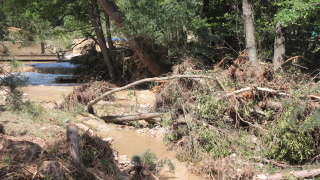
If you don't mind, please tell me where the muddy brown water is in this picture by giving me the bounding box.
[3,61,200,179]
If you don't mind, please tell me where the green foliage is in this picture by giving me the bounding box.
[133,149,157,170]
[175,124,256,163]
[275,0,320,27]
[132,149,175,174]
[70,48,106,79]
[119,0,202,44]
[263,101,320,163]
[2,154,13,165]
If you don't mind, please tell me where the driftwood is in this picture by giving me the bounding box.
[67,125,80,164]
[221,87,290,99]
[281,56,300,68]
[87,75,215,114]
[99,112,164,123]
[263,168,320,180]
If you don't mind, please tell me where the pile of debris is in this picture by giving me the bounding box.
[154,57,320,179]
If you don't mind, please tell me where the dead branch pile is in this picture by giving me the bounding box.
[154,57,320,179]
[62,81,115,109]
[0,132,121,180]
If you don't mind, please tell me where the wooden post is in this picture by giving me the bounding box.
[67,125,80,164]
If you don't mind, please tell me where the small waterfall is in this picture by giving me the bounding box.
[25,62,76,75]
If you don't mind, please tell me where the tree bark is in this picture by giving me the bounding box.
[97,0,169,76]
[100,112,163,123]
[67,125,81,164]
[273,22,286,69]
[242,0,259,65]
[104,13,114,50]
[84,0,115,79]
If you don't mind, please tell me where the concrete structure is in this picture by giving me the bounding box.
[0,38,128,61]
[0,41,58,61]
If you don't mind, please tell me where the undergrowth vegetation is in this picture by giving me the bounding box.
[155,58,320,179]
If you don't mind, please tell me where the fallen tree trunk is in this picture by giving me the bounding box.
[87,75,214,114]
[264,168,320,180]
[99,112,164,123]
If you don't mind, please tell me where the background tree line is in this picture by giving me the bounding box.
[0,0,320,79]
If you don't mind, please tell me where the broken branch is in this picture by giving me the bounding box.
[221,87,290,99]
[87,75,215,114]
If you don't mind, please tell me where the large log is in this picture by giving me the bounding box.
[258,168,320,180]
[99,112,164,123]
[67,125,81,164]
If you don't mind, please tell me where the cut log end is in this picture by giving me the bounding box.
[67,125,80,164]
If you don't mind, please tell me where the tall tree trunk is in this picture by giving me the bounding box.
[242,0,259,65]
[83,0,115,79]
[97,0,169,76]
[104,13,114,50]
[273,22,286,69]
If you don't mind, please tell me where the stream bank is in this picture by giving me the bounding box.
[0,61,200,180]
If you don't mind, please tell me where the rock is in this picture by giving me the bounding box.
[148,130,156,135]
[102,137,113,143]
[254,174,267,180]
[230,153,237,158]
[39,161,64,180]
[62,119,69,123]
[79,117,91,121]
[97,100,116,105]
[139,103,150,109]
[136,129,144,134]
[138,120,148,127]
[43,101,58,110]
[88,114,98,119]
[75,123,90,131]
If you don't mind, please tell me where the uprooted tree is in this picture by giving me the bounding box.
[97,0,169,76]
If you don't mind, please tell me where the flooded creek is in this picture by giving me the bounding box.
[2,61,200,179]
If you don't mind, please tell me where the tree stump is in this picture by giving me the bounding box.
[67,125,80,164]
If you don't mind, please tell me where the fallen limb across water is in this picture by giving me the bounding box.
[87,75,215,114]
[99,112,165,123]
